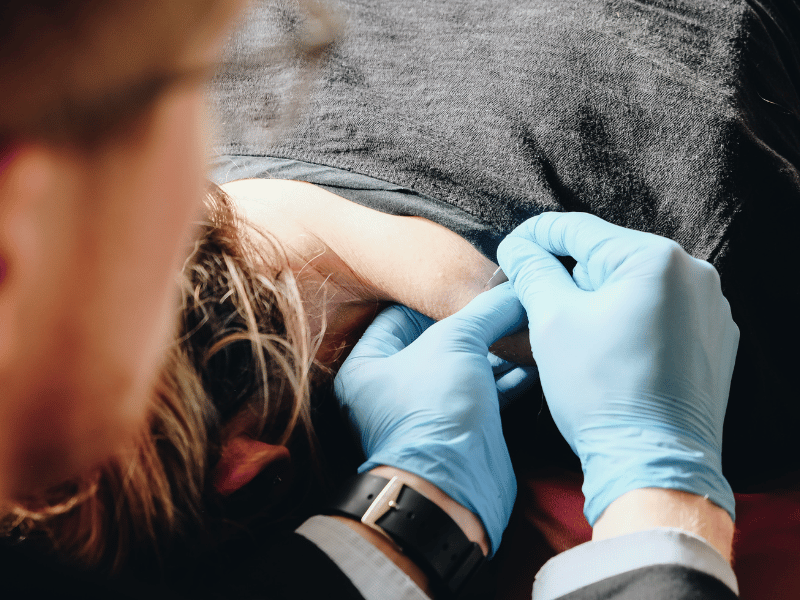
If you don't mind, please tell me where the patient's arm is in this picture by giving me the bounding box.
[222,178,532,366]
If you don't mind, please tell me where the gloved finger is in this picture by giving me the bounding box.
[720,302,740,392]
[501,212,657,294]
[510,212,636,262]
[497,233,577,313]
[488,351,515,375]
[517,212,666,291]
[496,365,540,410]
[571,261,594,291]
[346,304,435,361]
[439,282,527,352]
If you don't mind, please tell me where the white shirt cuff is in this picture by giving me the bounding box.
[532,527,738,599]
[296,515,431,600]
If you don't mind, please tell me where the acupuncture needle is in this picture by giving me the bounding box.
[484,267,509,291]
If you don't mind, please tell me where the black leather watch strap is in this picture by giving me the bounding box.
[327,473,485,597]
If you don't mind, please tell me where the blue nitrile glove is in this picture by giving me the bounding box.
[497,212,739,525]
[489,352,539,410]
[334,283,524,556]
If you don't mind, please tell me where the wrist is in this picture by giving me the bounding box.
[578,430,734,525]
[368,466,490,556]
[330,515,437,597]
[592,488,734,562]
[327,468,489,598]
[360,446,515,556]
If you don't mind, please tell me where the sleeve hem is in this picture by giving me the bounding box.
[531,527,738,600]
[296,515,432,600]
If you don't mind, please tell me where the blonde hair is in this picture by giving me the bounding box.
[1,184,327,572]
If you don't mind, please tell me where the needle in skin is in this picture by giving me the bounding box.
[484,267,509,291]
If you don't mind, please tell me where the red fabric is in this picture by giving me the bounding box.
[734,488,800,599]
[494,466,800,600]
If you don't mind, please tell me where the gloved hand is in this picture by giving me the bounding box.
[334,283,525,555]
[489,352,539,409]
[497,212,738,525]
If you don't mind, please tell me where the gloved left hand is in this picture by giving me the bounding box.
[334,283,525,556]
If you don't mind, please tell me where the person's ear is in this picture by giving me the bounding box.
[212,434,292,496]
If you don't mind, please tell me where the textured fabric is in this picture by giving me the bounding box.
[209,155,501,253]
[549,565,739,600]
[210,0,800,491]
[532,528,738,599]
[297,516,431,600]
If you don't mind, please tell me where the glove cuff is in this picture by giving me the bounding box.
[579,429,735,526]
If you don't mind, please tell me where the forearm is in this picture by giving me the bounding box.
[224,178,535,365]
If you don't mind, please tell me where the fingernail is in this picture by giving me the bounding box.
[484,267,509,291]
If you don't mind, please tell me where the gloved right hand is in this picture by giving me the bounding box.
[497,212,739,525]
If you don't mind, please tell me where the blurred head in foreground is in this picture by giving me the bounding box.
[1,0,344,574]
[0,0,246,500]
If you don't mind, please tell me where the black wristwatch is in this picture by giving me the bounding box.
[327,473,485,597]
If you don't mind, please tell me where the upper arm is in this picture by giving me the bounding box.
[221,178,532,365]
[222,178,498,319]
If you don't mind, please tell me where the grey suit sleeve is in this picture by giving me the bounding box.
[532,528,738,600]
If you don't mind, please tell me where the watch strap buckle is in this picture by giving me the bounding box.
[328,473,486,597]
[360,476,404,543]
[361,476,403,526]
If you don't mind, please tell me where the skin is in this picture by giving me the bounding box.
[594,488,734,562]
[223,177,533,368]
[0,5,245,499]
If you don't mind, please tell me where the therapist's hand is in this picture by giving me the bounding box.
[334,284,525,556]
[497,212,738,526]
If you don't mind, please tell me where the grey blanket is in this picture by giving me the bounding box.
[210,0,800,489]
